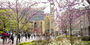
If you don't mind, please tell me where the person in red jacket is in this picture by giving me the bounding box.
[1,31,7,45]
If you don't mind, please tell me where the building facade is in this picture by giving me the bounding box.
[60,8,90,36]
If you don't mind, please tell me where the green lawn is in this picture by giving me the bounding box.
[18,40,48,45]
[83,41,90,45]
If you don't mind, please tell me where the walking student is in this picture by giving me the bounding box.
[1,31,7,45]
[28,32,30,39]
[25,32,28,41]
[11,33,14,44]
[7,32,14,44]
[17,32,21,43]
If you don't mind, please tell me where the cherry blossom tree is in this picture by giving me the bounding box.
[47,0,90,45]
[0,0,47,44]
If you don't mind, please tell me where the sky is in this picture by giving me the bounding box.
[0,0,50,13]
[0,0,89,13]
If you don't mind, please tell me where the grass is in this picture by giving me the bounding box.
[18,40,48,45]
[83,41,90,45]
[18,42,33,45]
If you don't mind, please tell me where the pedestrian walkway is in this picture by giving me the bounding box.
[0,36,46,45]
[0,38,13,45]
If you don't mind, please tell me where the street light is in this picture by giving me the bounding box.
[86,0,90,36]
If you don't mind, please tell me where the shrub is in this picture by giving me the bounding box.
[82,36,90,41]
[18,40,48,45]
[18,36,83,45]
[48,36,83,45]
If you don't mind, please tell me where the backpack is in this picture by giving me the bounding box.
[1,34,5,39]
[1,32,7,39]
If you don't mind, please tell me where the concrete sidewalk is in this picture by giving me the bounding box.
[0,36,45,45]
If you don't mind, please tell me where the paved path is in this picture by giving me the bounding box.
[0,36,46,45]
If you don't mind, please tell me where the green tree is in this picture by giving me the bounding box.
[0,9,17,32]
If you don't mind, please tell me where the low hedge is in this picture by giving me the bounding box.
[18,40,48,45]
[55,35,78,41]
[81,36,90,41]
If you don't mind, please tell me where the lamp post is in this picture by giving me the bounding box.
[50,0,54,37]
[86,0,90,36]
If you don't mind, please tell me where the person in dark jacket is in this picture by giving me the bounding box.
[28,33,31,39]
[8,32,11,43]
[17,32,21,43]
[25,32,28,41]
[1,31,7,45]
[7,32,14,44]
[11,33,14,44]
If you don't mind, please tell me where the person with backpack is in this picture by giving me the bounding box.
[1,31,7,45]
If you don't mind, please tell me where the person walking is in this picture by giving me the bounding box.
[1,31,7,45]
[10,33,14,44]
[7,32,11,44]
[21,32,23,41]
[28,32,30,39]
[25,32,28,41]
[7,32,14,44]
[17,32,21,43]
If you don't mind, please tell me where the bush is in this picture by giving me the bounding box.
[48,36,82,45]
[18,40,48,45]
[55,35,78,42]
[82,36,90,41]
[18,36,83,45]
[0,31,3,36]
